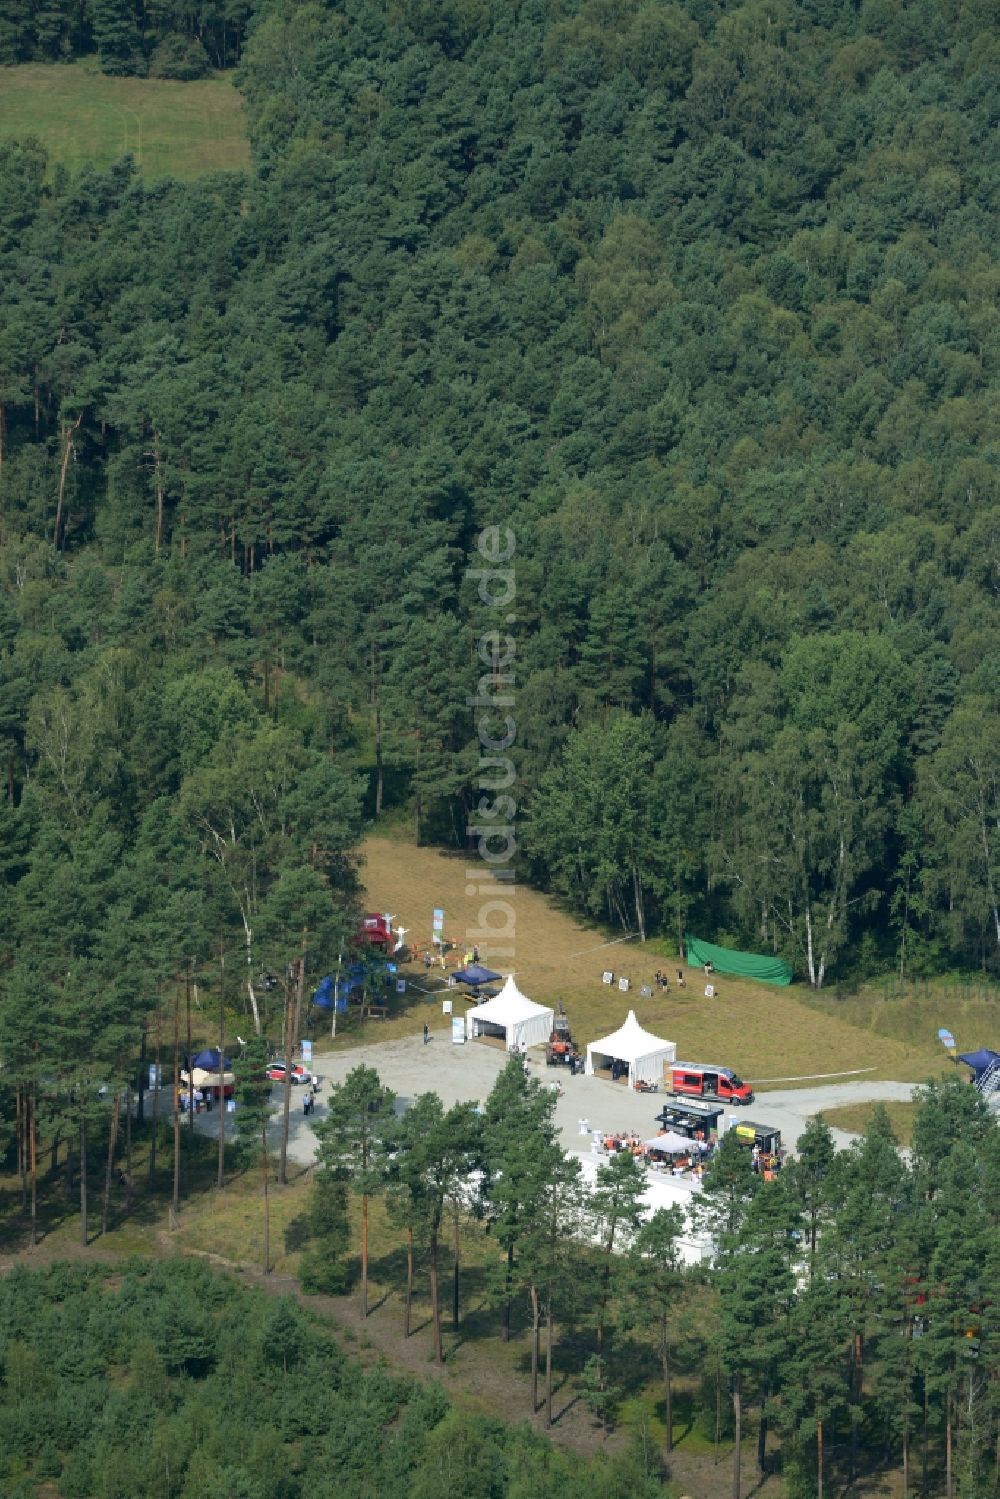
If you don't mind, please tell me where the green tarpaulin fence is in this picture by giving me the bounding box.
[685,935,792,987]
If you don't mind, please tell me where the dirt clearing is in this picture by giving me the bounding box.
[344,836,950,1090]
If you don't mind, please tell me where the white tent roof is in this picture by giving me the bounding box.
[644,1131,699,1154]
[466,975,554,1049]
[585,1010,676,1086]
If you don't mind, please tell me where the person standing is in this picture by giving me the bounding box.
[423,1022,430,1045]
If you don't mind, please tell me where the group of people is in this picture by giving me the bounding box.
[421,942,484,971]
[178,1088,212,1114]
[751,1143,781,1179]
[652,968,686,993]
[507,1038,532,1075]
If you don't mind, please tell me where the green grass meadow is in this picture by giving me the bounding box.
[0,61,250,179]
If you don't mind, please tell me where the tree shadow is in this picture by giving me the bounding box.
[552,1392,581,1426]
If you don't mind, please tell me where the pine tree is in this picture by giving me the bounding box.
[716,1176,800,1499]
[315,1065,397,1319]
[789,1114,837,1279]
[518,1152,585,1424]
[298,1171,351,1295]
[386,1093,483,1364]
[923,1142,991,1499]
[823,1107,908,1484]
[588,1147,648,1355]
[233,1034,272,1274]
[621,1206,687,1454]
[88,0,145,75]
[482,1057,562,1343]
[781,1273,851,1499]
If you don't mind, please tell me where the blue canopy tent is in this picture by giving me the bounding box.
[958,1048,1000,1077]
[313,961,383,1013]
[312,973,356,1014]
[182,1047,234,1100]
[452,964,502,988]
[190,1048,230,1071]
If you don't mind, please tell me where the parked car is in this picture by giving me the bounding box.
[265,1060,311,1085]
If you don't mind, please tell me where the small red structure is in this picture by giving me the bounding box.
[357,913,393,951]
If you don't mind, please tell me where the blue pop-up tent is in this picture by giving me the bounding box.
[958,1048,1000,1077]
[452,964,502,988]
[312,967,369,1013]
[191,1048,230,1071]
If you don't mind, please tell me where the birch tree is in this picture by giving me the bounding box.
[918,699,1000,965]
[716,633,911,985]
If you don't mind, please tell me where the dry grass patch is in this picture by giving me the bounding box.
[808,982,1000,1060]
[172,1164,312,1277]
[343,837,951,1090]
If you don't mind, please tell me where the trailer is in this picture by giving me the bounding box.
[655,1098,725,1142]
[730,1119,782,1155]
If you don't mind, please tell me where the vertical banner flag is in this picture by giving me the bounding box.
[451,1015,465,1045]
[433,908,444,943]
[301,1040,313,1065]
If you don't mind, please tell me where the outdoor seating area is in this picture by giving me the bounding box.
[591,1125,714,1180]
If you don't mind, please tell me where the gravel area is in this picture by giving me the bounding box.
[206,1035,918,1165]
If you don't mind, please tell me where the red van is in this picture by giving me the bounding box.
[668,1062,754,1106]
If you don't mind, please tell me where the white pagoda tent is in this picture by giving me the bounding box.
[585,1010,676,1088]
[466,975,554,1051]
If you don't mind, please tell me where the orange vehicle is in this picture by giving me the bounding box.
[546,1011,577,1068]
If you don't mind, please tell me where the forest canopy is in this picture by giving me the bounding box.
[0,0,997,986]
[0,1256,667,1498]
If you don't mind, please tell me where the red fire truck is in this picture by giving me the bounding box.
[667,1061,754,1106]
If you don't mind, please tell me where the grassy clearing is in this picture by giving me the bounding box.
[819,1100,920,1147]
[0,1124,300,1271]
[0,61,249,179]
[806,980,1000,1061]
[332,836,954,1092]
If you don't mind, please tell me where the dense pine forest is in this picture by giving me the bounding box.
[1,8,999,1495]
[0,1256,671,1498]
[3,0,999,994]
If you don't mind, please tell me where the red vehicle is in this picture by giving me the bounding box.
[357,913,393,951]
[668,1062,754,1106]
[265,1060,311,1086]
